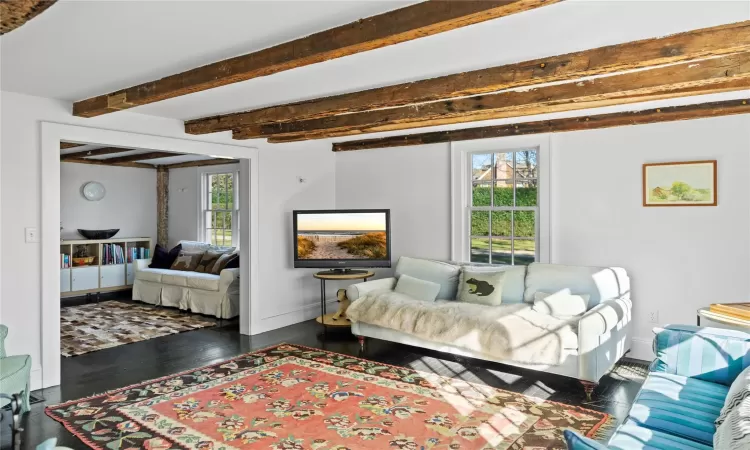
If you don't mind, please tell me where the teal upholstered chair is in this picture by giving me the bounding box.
[565,325,750,449]
[0,324,32,412]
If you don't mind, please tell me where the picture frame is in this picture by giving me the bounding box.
[642,160,717,207]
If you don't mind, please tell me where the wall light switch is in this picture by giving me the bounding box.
[25,227,39,243]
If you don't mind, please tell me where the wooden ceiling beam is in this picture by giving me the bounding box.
[73,0,561,118]
[102,151,184,164]
[161,159,238,169]
[60,147,134,161]
[62,158,156,169]
[332,98,750,151]
[185,20,750,135]
[1,0,57,35]
[235,53,750,141]
[60,142,86,150]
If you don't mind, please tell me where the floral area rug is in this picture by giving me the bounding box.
[61,301,216,357]
[46,344,612,449]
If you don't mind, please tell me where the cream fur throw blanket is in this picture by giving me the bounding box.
[347,290,577,366]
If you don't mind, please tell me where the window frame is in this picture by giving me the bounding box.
[199,168,240,247]
[451,136,550,265]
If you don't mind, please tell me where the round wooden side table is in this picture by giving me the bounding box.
[314,271,373,332]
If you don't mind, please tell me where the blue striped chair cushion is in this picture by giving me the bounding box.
[628,372,728,445]
[607,420,713,450]
[652,325,750,386]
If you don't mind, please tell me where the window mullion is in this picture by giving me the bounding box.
[490,153,496,264]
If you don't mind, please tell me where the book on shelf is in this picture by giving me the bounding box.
[129,246,150,261]
[60,253,70,269]
[102,244,126,265]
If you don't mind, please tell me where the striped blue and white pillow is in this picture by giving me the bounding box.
[715,365,750,449]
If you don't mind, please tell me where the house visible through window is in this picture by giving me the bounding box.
[202,172,238,247]
[470,148,538,265]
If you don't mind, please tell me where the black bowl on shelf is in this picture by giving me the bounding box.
[78,229,120,240]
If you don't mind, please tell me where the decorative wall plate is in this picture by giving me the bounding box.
[82,181,106,201]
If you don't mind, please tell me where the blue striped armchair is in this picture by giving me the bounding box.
[0,324,32,412]
[565,324,750,449]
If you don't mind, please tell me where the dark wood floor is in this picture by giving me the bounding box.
[7,305,645,449]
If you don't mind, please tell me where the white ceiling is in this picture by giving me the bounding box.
[2,0,749,124]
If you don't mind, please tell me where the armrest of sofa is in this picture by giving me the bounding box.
[346,277,397,301]
[577,296,632,354]
[651,325,750,386]
[134,259,151,272]
[219,268,240,292]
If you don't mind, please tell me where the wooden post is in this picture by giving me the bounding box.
[156,167,169,248]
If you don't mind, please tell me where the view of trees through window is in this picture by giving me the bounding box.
[205,173,236,247]
[470,149,538,265]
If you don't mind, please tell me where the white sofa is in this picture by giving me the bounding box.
[132,240,240,319]
[346,257,632,393]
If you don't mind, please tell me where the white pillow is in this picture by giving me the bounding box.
[394,274,441,302]
[715,365,750,449]
[532,290,589,319]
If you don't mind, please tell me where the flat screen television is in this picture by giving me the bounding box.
[293,209,391,271]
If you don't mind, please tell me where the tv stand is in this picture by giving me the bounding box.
[317,268,369,276]
[313,270,374,337]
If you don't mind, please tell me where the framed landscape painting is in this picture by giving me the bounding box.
[643,160,717,206]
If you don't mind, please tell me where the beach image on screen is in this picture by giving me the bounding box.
[297,212,387,260]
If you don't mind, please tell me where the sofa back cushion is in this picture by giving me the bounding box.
[523,263,629,308]
[460,264,526,304]
[179,240,235,255]
[394,257,460,300]
[653,325,750,386]
[179,240,210,253]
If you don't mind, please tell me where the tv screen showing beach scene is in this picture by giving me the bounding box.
[296,211,388,260]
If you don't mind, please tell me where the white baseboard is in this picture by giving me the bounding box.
[629,337,653,362]
[30,368,43,391]
[252,299,339,335]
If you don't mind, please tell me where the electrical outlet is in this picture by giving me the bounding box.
[25,227,39,243]
[649,310,659,324]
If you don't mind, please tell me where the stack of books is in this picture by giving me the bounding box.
[102,244,125,265]
[60,253,70,268]
[129,247,151,262]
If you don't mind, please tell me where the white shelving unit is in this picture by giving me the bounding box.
[60,237,152,298]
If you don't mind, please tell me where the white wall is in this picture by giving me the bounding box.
[334,115,750,360]
[0,91,337,388]
[549,115,750,358]
[336,144,452,277]
[60,163,156,243]
[167,166,200,248]
[256,142,337,331]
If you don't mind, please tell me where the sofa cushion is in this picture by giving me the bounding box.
[652,325,750,386]
[149,243,181,269]
[627,372,728,445]
[523,263,629,308]
[461,264,526,304]
[457,269,505,306]
[607,420,713,450]
[195,250,223,273]
[185,272,221,291]
[137,268,221,291]
[532,290,589,319]
[394,274,440,302]
[170,251,203,271]
[394,257,460,300]
[135,268,175,283]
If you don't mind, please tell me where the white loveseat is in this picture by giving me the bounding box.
[346,257,632,391]
[132,240,240,319]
